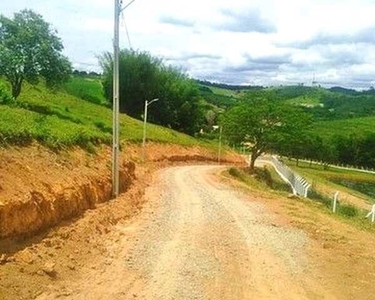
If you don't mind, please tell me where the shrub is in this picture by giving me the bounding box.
[254,167,273,187]
[338,204,358,218]
[0,83,14,105]
[229,167,242,178]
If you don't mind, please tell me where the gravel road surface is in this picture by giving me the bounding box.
[37,165,323,300]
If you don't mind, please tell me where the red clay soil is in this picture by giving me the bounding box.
[0,142,243,240]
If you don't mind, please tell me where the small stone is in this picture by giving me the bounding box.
[60,231,70,240]
[27,258,34,264]
[6,256,15,263]
[42,262,57,277]
[0,254,7,265]
[44,239,52,247]
[60,289,72,297]
[104,259,113,266]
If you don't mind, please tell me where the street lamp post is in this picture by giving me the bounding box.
[213,125,223,164]
[142,98,159,161]
[218,125,223,164]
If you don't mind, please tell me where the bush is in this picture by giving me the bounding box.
[254,167,273,187]
[308,188,332,208]
[229,167,242,178]
[338,204,358,218]
[0,83,14,104]
[100,49,204,135]
[309,188,359,218]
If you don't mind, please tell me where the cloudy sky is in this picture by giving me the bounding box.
[2,0,375,88]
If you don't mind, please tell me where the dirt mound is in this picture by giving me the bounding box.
[0,145,136,239]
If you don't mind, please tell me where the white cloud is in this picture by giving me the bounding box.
[1,0,375,88]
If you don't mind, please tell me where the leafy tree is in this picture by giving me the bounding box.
[100,49,204,134]
[222,98,310,171]
[0,9,71,99]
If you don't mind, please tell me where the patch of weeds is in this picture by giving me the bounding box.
[229,167,242,178]
[94,121,112,134]
[85,142,97,154]
[309,188,359,218]
[0,83,14,105]
[254,167,273,187]
[308,188,331,208]
[338,204,358,218]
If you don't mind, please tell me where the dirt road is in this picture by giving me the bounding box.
[35,165,328,300]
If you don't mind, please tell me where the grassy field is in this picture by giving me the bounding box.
[284,160,375,205]
[0,79,215,150]
[63,76,107,105]
[227,166,375,231]
[313,116,375,139]
[206,86,244,98]
[285,94,322,107]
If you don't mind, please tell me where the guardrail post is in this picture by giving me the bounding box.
[366,204,375,223]
[333,191,339,213]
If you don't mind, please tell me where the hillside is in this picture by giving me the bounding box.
[0,77,212,150]
[313,116,375,139]
[198,82,375,137]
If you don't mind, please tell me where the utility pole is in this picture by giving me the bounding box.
[142,98,159,162]
[112,0,136,197]
[112,0,120,197]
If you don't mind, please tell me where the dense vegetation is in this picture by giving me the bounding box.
[100,50,204,135]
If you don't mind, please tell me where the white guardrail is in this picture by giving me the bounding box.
[256,156,311,198]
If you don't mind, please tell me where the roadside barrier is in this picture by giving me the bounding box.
[255,156,374,224]
[366,205,375,223]
[268,156,311,197]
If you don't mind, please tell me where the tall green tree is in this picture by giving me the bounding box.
[0,9,71,99]
[100,49,204,134]
[222,98,311,171]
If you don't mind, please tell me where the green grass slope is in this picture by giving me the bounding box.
[0,79,211,150]
[285,160,375,204]
[63,76,107,105]
[313,116,375,139]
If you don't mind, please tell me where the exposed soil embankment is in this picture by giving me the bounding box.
[0,143,242,240]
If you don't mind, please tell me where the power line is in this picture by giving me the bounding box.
[121,13,133,49]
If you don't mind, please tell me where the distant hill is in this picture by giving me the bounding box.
[197,81,375,144]
[195,79,263,91]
